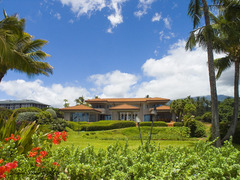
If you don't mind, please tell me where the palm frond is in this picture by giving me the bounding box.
[214,57,232,79]
[188,0,203,28]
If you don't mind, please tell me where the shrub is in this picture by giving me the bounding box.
[36,111,53,124]
[13,107,42,115]
[16,112,38,122]
[67,120,136,131]
[86,121,136,131]
[184,118,206,137]
[139,121,168,127]
[0,107,13,119]
[66,121,88,131]
[219,121,240,144]
[201,112,212,122]
[50,118,67,131]
[46,109,57,119]
[173,122,184,127]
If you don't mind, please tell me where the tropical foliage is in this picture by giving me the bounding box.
[0,10,52,82]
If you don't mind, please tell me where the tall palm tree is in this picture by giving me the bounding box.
[0,10,52,82]
[186,0,221,147]
[212,0,240,142]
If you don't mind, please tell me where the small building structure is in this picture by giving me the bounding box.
[0,100,49,110]
[60,105,101,122]
[60,97,173,122]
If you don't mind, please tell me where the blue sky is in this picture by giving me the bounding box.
[0,0,233,107]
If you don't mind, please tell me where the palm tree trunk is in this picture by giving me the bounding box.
[201,0,221,147]
[221,61,239,142]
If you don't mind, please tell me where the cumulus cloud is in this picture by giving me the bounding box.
[89,70,138,98]
[152,12,161,22]
[0,79,90,108]
[107,0,127,33]
[136,40,231,99]
[134,0,156,18]
[59,0,106,17]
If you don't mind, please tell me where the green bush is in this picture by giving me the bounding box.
[67,120,136,131]
[13,107,42,115]
[46,108,57,119]
[173,122,184,127]
[233,122,240,144]
[139,121,168,127]
[201,112,212,122]
[16,112,38,122]
[0,107,13,119]
[184,118,206,137]
[66,121,88,131]
[50,118,67,131]
[86,121,136,131]
[36,111,53,124]
[219,121,240,144]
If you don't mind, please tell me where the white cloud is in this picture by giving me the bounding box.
[159,31,175,41]
[54,13,61,20]
[0,79,90,108]
[89,70,138,97]
[152,12,161,22]
[136,40,231,99]
[134,0,156,18]
[107,0,127,33]
[59,0,106,17]
[163,17,171,29]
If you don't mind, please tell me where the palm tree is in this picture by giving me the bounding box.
[211,0,240,142]
[0,10,52,82]
[186,0,221,147]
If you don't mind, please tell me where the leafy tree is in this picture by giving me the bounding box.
[0,10,52,82]
[75,96,85,105]
[63,99,69,108]
[186,0,222,147]
[184,103,196,115]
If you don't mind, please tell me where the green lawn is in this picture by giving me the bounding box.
[56,127,199,150]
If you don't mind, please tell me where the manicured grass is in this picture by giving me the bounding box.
[56,127,198,150]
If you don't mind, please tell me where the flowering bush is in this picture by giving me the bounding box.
[0,160,18,178]
[1,131,240,179]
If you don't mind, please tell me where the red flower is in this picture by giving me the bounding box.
[52,162,60,166]
[47,134,53,140]
[40,151,48,157]
[5,161,18,173]
[0,159,3,164]
[29,151,38,157]
[0,166,6,178]
[36,156,42,164]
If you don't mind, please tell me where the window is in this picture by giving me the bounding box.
[71,112,89,122]
[144,115,151,122]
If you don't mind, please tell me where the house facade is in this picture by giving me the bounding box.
[0,100,49,110]
[61,97,173,122]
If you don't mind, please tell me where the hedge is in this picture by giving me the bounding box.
[67,120,136,131]
[173,122,184,127]
[139,121,168,127]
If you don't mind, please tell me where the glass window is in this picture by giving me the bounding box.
[71,112,89,122]
[144,115,151,122]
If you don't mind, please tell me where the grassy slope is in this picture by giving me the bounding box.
[56,127,199,151]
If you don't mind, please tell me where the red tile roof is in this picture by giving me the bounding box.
[59,105,101,113]
[109,104,140,110]
[86,97,170,103]
[156,105,170,112]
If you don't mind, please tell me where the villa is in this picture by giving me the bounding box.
[60,97,174,122]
